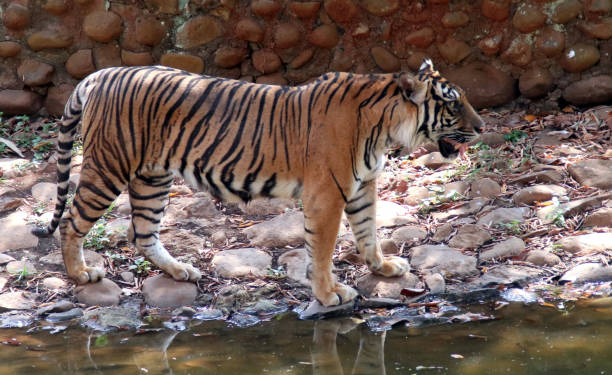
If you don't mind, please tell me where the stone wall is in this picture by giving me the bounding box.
[0,0,611,116]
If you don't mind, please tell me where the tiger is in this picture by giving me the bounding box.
[33,59,483,307]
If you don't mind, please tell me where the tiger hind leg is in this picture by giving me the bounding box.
[128,173,201,282]
[345,180,409,277]
[60,166,126,284]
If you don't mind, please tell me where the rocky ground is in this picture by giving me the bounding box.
[0,106,611,331]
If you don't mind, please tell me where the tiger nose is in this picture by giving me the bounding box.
[473,117,484,134]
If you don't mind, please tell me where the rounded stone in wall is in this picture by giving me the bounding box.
[330,49,353,71]
[437,38,471,64]
[3,3,30,30]
[160,53,204,74]
[274,23,301,49]
[65,49,95,79]
[0,41,21,57]
[512,3,546,33]
[251,0,281,18]
[563,75,612,106]
[83,11,123,43]
[551,0,582,24]
[45,84,74,117]
[94,44,121,69]
[176,16,223,49]
[252,49,282,74]
[406,52,431,71]
[121,50,154,66]
[578,19,612,40]
[308,24,339,49]
[519,67,553,99]
[150,0,179,14]
[405,27,434,48]
[536,27,565,57]
[135,15,166,46]
[235,18,265,43]
[0,90,42,115]
[560,43,600,73]
[43,0,69,15]
[289,1,321,18]
[586,0,612,14]
[371,46,400,72]
[289,48,314,69]
[256,73,287,85]
[501,37,532,67]
[478,34,502,56]
[214,47,247,68]
[27,29,73,51]
[360,0,399,17]
[324,0,358,23]
[444,62,516,109]
[481,0,510,21]
[442,11,469,28]
[17,59,54,87]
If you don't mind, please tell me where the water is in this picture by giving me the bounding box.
[0,303,611,374]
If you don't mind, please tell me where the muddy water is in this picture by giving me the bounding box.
[0,303,611,375]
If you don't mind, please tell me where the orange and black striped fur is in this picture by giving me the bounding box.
[33,60,483,307]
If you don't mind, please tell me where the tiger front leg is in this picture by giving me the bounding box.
[59,218,105,284]
[303,190,358,307]
[345,180,409,277]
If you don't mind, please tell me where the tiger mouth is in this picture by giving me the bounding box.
[438,137,468,158]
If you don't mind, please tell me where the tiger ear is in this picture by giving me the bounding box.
[419,58,435,74]
[397,73,428,105]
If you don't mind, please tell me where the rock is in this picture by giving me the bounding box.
[106,218,130,246]
[235,18,265,43]
[478,34,502,55]
[356,272,419,298]
[244,211,304,247]
[0,212,38,251]
[241,198,294,216]
[256,73,287,85]
[512,3,546,33]
[121,50,154,66]
[0,311,33,328]
[380,239,398,254]
[470,178,501,198]
[0,254,16,264]
[252,50,282,74]
[290,49,315,69]
[211,230,227,246]
[481,0,510,21]
[512,185,567,205]
[519,67,553,99]
[0,41,21,57]
[134,15,166,46]
[82,307,141,331]
[160,53,204,74]
[469,265,542,288]
[215,284,252,309]
[193,308,224,320]
[586,0,612,14]
[563,76,612,107]
[324,0,358,23]
[442,11,469,28]
[2,3,30,29]
[45,84,74,117]
[0,291,37,311]
[83,11,123,43]
[444,62,515,109]
[360,0,399,16]
[536,27,566,57]
[391,225,427,247]
[410,245,478,277]
[551,0,582,24]
[93,44,121,69]
[36,300,75,316]
[65,49,95,79]
[74,279,122,306]
[27,28,73,51]
[525,250,561,266]
[0,277,6,291]
[560,263,612,284]
[212,248,272,278]
[584,207,612,227]
[376,200,416,227]
[299,299,354,320]
[562,193,612,217]
[6,261,37,275]
[501,37,532,67]
[560,43,600,73]
[214,47,247,68]
[308,24,339,48]
[46,308,83,323]
[141,274,198,307]
[479,237,525,262]
[289,2,321,18]
[31,182,57,204]
[0,89,42,115]
[510,169,563,185]
[278,248,311,286]
[448,224,491,249]
[182,194,218,218]
[251,0,281,18]
[120,271,135,283]
[17,59,54,87]
[40,249,104,269]
[424,273,445,293]
[42,277,67,290]
[432,223,453,242]
[437,38,471,64]
[477,207,529,227]
[176,15,223,49]
[274,22,301,49]
[568,159,612,189]
[43,0,69,15]
[413,152,450,169]
[431,197,488,222]
[556,233,612,254]
[501,288,538,304]
[242,298,287,316]
[371,46,400,72]
[405,27,435,48]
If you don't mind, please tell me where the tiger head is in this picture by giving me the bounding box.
[397,59,483,158]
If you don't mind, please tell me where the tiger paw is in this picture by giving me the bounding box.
[70,266,106,284]
[371,256,409,277]
[167,262,202,282]
[314,282,358,307]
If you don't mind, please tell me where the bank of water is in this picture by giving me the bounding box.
[0,302,611,375]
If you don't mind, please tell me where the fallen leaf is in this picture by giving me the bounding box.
[451,354,464,359]
[524,114,536,122]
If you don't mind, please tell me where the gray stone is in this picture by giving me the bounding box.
[35,300,75,316]
[448,224,491,249]
[584,207,612,227]
[376,201,416,227]
[567,159,612,189]
[277,248,311,286]
[525,250,561,266]
[46,308,84,322]
[356,272,420,298]
[0,291,38,311]
[299,299,354,320]
[479,237,525,262]
[0,277,7,291]
[413,152,451,169]
[240,198,295,216]
[212,248,272,278]
[41,277,67,290]
[424,273,445,293]
[5,260,37,275]
[41,249,104,269]
[0,253,16,264]
[468,265,542,288]
[81,306,141,331]
[556,233,612,254]
[120,271,135,283]
[211,230,227,246]
[215,284,252,309]
[106,218,130,246]
[244,211,305,248]
[560,263,612,284]
[477,207,529,227]
[142,274,198,308]
[0,212,39,251]
[0,158,32,179]
[470,178,501,198]
[0,196,23,214]
[391,225,427,247]
[510,169,563,185]
[501,288,538,303]
[380,238,399,254]
[182,194,219,218]
[431,197,488,221]
[512,185,567,205]
[74,279,122,306]
[31,182,57,204]
[432,223,453,242]
[410,245,478,277]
